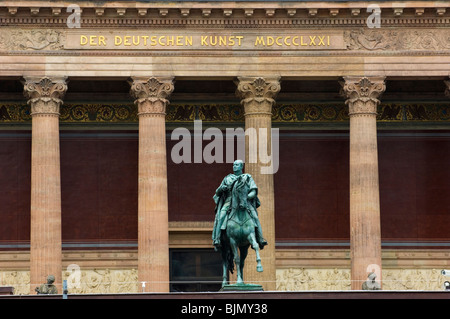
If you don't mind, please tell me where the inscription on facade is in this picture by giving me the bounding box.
[65,31,345,50]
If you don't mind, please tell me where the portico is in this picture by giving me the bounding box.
[1,0,450,294]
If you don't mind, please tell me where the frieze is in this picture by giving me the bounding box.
[2,27,450,53]
[2,103,450,123]
[345,28,450,51]
[276,268,446,291]
[1,267,446,294]
[0,29,65,51]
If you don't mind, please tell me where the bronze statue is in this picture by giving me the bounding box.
[35,275,58,294]
[362,272,381,290]
[213,160,267,288]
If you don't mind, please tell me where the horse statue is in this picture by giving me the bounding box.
[212,160,267,288]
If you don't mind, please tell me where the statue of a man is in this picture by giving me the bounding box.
[35,275,58,294]
[212,160,267,251]
[362,272,381,290]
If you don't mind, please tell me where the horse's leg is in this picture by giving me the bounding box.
[229,237,243,284]
[249,232,263,272]
[239,245,249,284]
[222,260,228,287]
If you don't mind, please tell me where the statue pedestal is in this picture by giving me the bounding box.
[220,283,264,292]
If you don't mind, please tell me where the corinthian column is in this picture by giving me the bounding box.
[235,76,280,291]
[23,77,68,294]
[340,76,386,290]
[129,77,174,292]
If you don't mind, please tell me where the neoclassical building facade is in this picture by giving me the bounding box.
[1,0,450,294]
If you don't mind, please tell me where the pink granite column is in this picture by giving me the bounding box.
[129,77,174,292]
[340,76,385,290]
[23,77,67,294]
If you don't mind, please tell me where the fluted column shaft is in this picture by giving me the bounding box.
[236,76,280,291]
[129,77,174,293]
[24,77,67,294]
[340,76,385,290]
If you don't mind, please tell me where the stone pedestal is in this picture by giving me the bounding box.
[23,77,67,294]
[236,77,280,291]
[220,283,263,292]
[129,77,174,293]
[340,76,385,290]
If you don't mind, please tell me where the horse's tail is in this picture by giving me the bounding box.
[220,231,234,274]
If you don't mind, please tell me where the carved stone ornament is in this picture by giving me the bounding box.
[236,77,281,115]
[344,28,450,51]
[23,77,68,116]
[339,77,386,116]
[0,29,64,51]
[129,77,174,116]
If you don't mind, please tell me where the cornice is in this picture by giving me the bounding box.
[0,1,449,28]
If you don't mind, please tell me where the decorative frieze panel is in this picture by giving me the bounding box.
[0,29,65,51]
[276,268,447,291]
[0,269,139,295]
[3,103,450,123]
[345,28,450,51]
[2,267,447,295]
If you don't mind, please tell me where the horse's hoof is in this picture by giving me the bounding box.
[257,265,263,272]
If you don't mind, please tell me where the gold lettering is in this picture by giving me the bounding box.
[132,36,140,46]
[80,35,88,46]
[150,36,157,46]
[185,36,193,46]
[142,36,149,46]
[235,36,243,46]
[327,35,330,46]
[229,36,235,46]
[254,36,265,46]
[284,36,291,46]
[89,36,97,46]
[317,36,325,46]
[123,36,131,46]
[115,36,122,46]
[176,36,183,46]
[201,36,208,46]
[267,36,274,46]
[275,36,283,46]
[300,36,307,46]
[167,36,175,46]
[292,36,299,46]
[309,36,316,46]
[98,36,106,46]
[210,36,217,46]
[158,36,166,46]
[219,36,227,46]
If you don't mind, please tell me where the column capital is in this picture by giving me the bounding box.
[129,77,174,116]
[235,76,281,116]
[445,79,450,98]
[339,76,386,116]
[22,76,68,116]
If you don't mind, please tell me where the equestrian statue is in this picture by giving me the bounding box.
[212,160,268,289]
